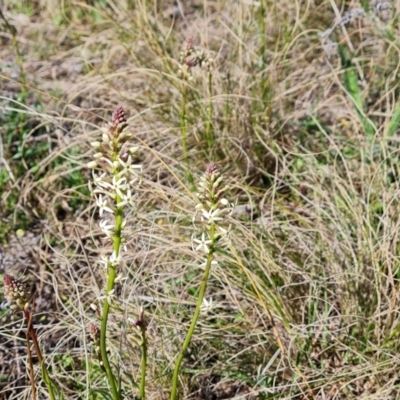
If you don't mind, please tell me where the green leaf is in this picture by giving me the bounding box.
[386,100,400,137]
[338,45,375,138]
[90,389,114,400]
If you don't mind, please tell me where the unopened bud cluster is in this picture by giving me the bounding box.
[3,274,30,311]
[88,322,100,351]
[88,106,142,278]
[178,38,214,81]
[129,308,148,332]
[193,163,233,254]
[88,106,141,173]
[88,322,100,342]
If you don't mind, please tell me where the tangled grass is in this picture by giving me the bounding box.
[2,0,400,399]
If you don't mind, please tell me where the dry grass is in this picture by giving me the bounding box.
[2,0,400,399]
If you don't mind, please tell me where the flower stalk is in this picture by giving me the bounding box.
[128,308,148,400]
[170,163,233,400]
[178,40,193,186]
[88,106,142,400]
[178,38,212,186]
[3,275,56,400]
[170,243,214,400]
[133,309,148,400]
[205,58,214,150]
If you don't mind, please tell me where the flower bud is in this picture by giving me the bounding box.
[3,275,30,311]
[87,161,98,169]
[102,133,110,143]
[206,162,218,175]
[111,105,127,127]
[88,322,100,342]
[129,146,139,155]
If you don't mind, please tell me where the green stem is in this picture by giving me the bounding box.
[181,83,188,162]
[205,72,214,149]
[181,82,194,186]
[170,225,215,400]
[139,327,148,400]
[99,197,123,400]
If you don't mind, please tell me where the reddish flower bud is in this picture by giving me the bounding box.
[133,309,148,331]
[186,58,198,68]
[88,322,100,342]
[186,37,194,51]
[3,275,30,311]
[206,162,218,175]
[111,106,127,128]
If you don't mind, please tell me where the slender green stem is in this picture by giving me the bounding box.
[205,72,214,149]
[170,225,215,400]
[139,327,148,400]
[181,82,194,186]
[181,83,188,161]
[99,196,123,400]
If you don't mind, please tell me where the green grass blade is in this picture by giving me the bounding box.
[386,100,400,137]
[338,45,375,138]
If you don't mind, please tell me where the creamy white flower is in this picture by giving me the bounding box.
[115,273,127,283]
[96,195,114,216]
[199,260,218,269]
[193,233,212,254]
[99,255,109,269]
[200,297,214,313]
[109,251,122,267]
[118,155,142,178]
[117,188,136,208]
[98,289,115,305]
[112,175,127,198]
[129,176,141,187]
[201,208,223,224]
[93,172,112,189]
[99,219,114,237]
[216,224,231,239]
